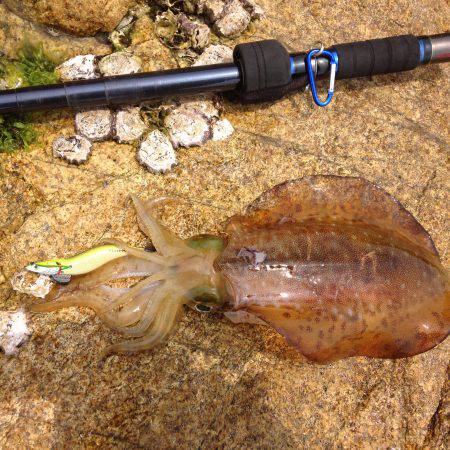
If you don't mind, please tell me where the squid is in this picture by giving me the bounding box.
[27,176,449,362]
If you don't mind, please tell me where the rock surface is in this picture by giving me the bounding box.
[3,0,137,36]
[0,4,110,60]
[0,0,449,448]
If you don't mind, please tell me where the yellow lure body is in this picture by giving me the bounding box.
[31,245,127,275]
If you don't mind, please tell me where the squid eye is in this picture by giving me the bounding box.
[195,304,212,313]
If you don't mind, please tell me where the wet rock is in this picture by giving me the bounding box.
[109,4,150,50]
[98,51,142,76]
[10,270,53,299]
[128,15,177,72]
[3,0,138,36]
[114,107,147,143]
[214,0,251,36]
[75,109,114,142]
[178,14,211,50]
[0,309,31,356]
[56,55,99,81]
[164,105,212,148]
[52,135,93,164]
[0,4,110,60]
[212,118,234,141]
[137,130,178,173]
[193,44,233,66]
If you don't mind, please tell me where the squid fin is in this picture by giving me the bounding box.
[226,175,438,259]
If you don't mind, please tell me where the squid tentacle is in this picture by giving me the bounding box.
[101,295,185,357]
[130,195,193,257]
[107,283,170,337]
[99,272,168,313]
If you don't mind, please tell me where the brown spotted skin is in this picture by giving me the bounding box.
[214,176,449,362]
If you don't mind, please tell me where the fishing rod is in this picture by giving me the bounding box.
[0,33,448,114]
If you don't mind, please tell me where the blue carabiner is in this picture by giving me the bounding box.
[306,49,339,107]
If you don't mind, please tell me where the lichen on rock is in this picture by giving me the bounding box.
[137,130,178,173]
[52,135,93,164]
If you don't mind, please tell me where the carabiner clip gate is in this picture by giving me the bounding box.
[306,48,339,107]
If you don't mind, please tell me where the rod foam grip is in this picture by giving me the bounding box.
[232,40,292,102]
[332,34,420,79]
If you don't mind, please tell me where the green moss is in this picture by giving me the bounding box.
[0,42,57,153]
[0,115,36,153]
[16,42,58,87]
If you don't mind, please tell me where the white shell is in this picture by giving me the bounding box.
[10,270,53,299]
[137,130,178,173]
[193,44,233,66]
[56,55,99,81]
[0,309,31,356]
[114,107,147,143]
[98,52,142,76]
[52,135,93,164]
[75,109,113,142]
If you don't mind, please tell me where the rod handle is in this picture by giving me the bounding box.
[332,34,421,80]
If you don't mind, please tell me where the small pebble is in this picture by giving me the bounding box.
[164,105,212,148]
[193,44,233,66]
[212,118,234,141]
[214,0,251,36]
[178,14,210,50]
[114,107,147,143]
[75,109,113,142]
[56,55,99,81]
[202,0,226,21]
[98,51,142,76]
[137,130,178,173]
[0,309,31,356]
[241,0,265,19]
[52,135,93,164]
[10,270,53,299]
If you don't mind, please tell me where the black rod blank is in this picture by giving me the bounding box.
[0,33,448,114]
[0,63,241,114]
